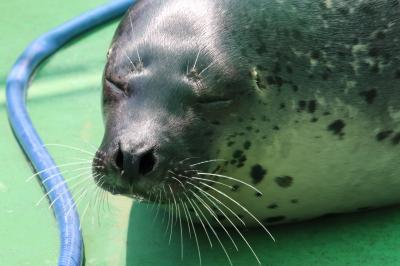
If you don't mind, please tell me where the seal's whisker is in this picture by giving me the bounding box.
[180,157,201,164]
[197,172,262,194]
[41,165,97,184]
[199,182,275,242]
[198,61,215,77]
[169,175,185,187]
[79,200,91,230]
[187,181,245,226]
[122,49,137,71]
[48,173,95,208]
[192,47,202,71]
[25,161,93,182]
[182,201,202,266]
[184,193,212,247]
[95,178,107,225]
[190,159,226,167]
[176,200,184,260]
[43,144,95,156]
[37,170,94,206]
[65,186,89,218]
[190,194,233,266]
[191,191,239,251]
[180,195,192,239]
[151,193,160,211]
[168,185,176,244]
[152,190,163,225]
[183,175,233,190]
[161,186,169,224]
[165,198,172,235]
[193,184,262,265]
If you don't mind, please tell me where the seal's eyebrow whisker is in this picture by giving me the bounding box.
[198,61,215,77]
[190,159,227,167]
[123,50,137,71]
[192,47,202,71]
[190,195,234,266]
[199,182,275,242]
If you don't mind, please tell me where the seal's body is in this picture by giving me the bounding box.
[94,0,400,225]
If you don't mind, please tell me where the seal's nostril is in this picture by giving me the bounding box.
[115,146,124,173]
[139,149,156,175]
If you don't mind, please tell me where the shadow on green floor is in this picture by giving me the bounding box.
[126,203,400,266]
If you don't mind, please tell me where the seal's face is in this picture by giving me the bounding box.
[92,6,251,201]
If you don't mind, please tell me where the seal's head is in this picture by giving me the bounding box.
[92,1,258,201]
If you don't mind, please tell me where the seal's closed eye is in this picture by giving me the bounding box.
[104,78,129,96]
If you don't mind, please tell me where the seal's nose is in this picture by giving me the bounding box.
[114,145,156,182]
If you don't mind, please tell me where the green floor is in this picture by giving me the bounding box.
[1,1,400,265]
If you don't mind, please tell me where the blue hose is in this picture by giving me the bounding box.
[6,1,134,265]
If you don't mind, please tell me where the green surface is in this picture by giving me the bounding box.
[1,1,400,265]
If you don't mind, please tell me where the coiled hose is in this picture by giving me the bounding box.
[6,1,134,265]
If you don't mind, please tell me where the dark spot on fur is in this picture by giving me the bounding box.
[395,69,400,79]
[359,89,377,104]
[298,100,307,111]
[392,133,400,145]
[376,130,393,141]
[308,100,317,113]
[227,141,235,147]
[310,50,320,60]
[368,47,380,57]
[250,164,267,184]
[243,141,251,150]
[263,216,286,223]
[275,176,293,188]
[327,120,345,136]
[233,150,243,159]
[267,203,278,209]
[375,31,386,40]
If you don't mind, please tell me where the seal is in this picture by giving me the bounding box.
[93,0,400,228]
